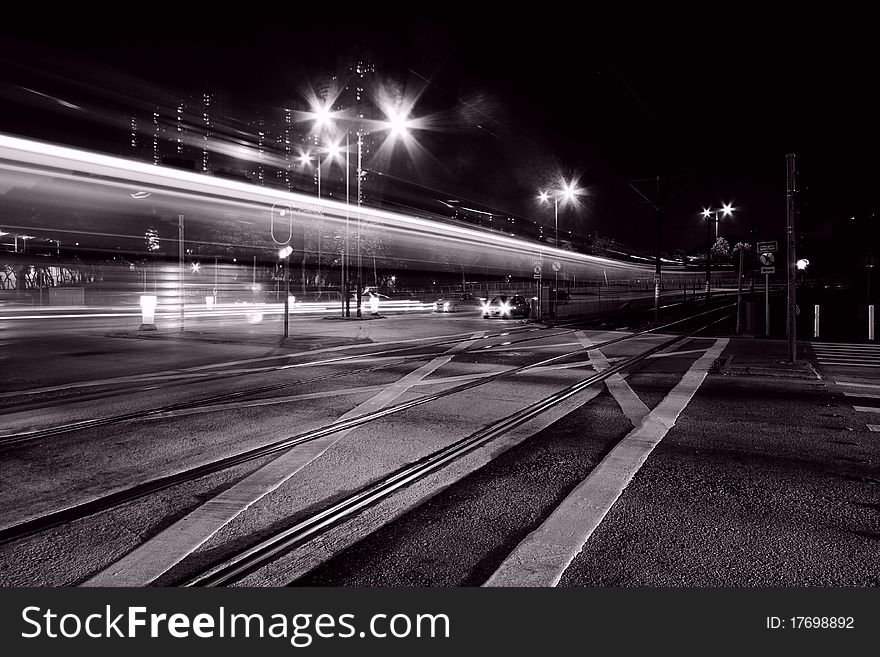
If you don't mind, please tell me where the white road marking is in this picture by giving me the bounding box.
[83,332,485,586]
[647,348,716,359]
[575,331,648,427]
[0,328,492,398]
[836,381,880,389]
[853,406,880,413]
[843,391,880,399]
[483,338,728,587]
[868,425,880,432]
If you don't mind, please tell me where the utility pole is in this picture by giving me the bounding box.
[735,244,745,333]
[343,132,350,318]
[786,153,798,363]
[654,176,661,322]
[625,174,693,321]
[178,214,184,332]
[356,131,363,318]
[705,212,713,303]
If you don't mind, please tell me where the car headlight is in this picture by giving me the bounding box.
[443,302,450,310]
[432,302,438,310]
[501,303,510,313]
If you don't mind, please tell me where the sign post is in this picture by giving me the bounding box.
[551,260,561,318]
[758,242,778,338]
[534,264,543,320]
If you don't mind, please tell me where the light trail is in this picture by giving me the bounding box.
[0,134,659,279]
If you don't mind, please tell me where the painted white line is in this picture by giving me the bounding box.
[812,342,880,348]
[836,381,880,389]
[239,382,612,586]
[83,332,485,586]
[853,406,880,413]
[819,362,880,367]
[0,329,491,399]
[646,348,707,359]
[817,357,880,362]
[843,391,880,399]
[868,425,880,432]
[575,331,648,427]
[813,347,880,355]
[483,337,728,587]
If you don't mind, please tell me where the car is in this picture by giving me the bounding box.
[482,294,531,319]
[432,293,486,313]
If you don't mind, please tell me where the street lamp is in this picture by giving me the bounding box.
[298,141,342,297]
[538,181,581,319]
[298,85,424,318]
[702,203,733,301]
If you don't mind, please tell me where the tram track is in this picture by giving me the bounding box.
[0,326,584,446]
[0,304,732,551]
[183,310,733,586]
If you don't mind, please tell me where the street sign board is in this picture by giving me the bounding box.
[533,274,542,279]
[757,241,777,253]
[759,253,775,266]
[533,265,542,274]
[532,258,542,266]
[551,261,561,272]
[761,266,776,274]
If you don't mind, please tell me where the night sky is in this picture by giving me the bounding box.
[1,12,877,274]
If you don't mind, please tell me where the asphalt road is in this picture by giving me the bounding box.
[1,307,876,588]
[292,340,880,587]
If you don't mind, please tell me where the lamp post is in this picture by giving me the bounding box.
[279,245,293,338]
[301,92,421,319]
[538,181,580,319]
[304,99,338,303]
[299,148,329,292]
[702,202,733,302]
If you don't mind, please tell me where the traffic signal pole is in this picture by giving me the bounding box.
[786,153,798,363]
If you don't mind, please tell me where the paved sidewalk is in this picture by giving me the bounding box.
[712,338,820,380]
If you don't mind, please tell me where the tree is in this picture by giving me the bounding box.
[711,237,730,261]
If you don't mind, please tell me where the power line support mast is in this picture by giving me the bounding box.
[786,153,798,363]
[178,214,184,333]
[654,176,661,322]
[736,245,744,334]
[356,132,363,318]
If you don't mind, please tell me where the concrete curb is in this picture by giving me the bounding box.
[713,354,822,380]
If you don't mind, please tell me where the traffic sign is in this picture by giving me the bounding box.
[551,261,561,272]
[532,258,543,266]
[533,274,542,279]
[757,241,777,253]
[533,265,542,275]
[761,266,776,274]
[759,253,775,266]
